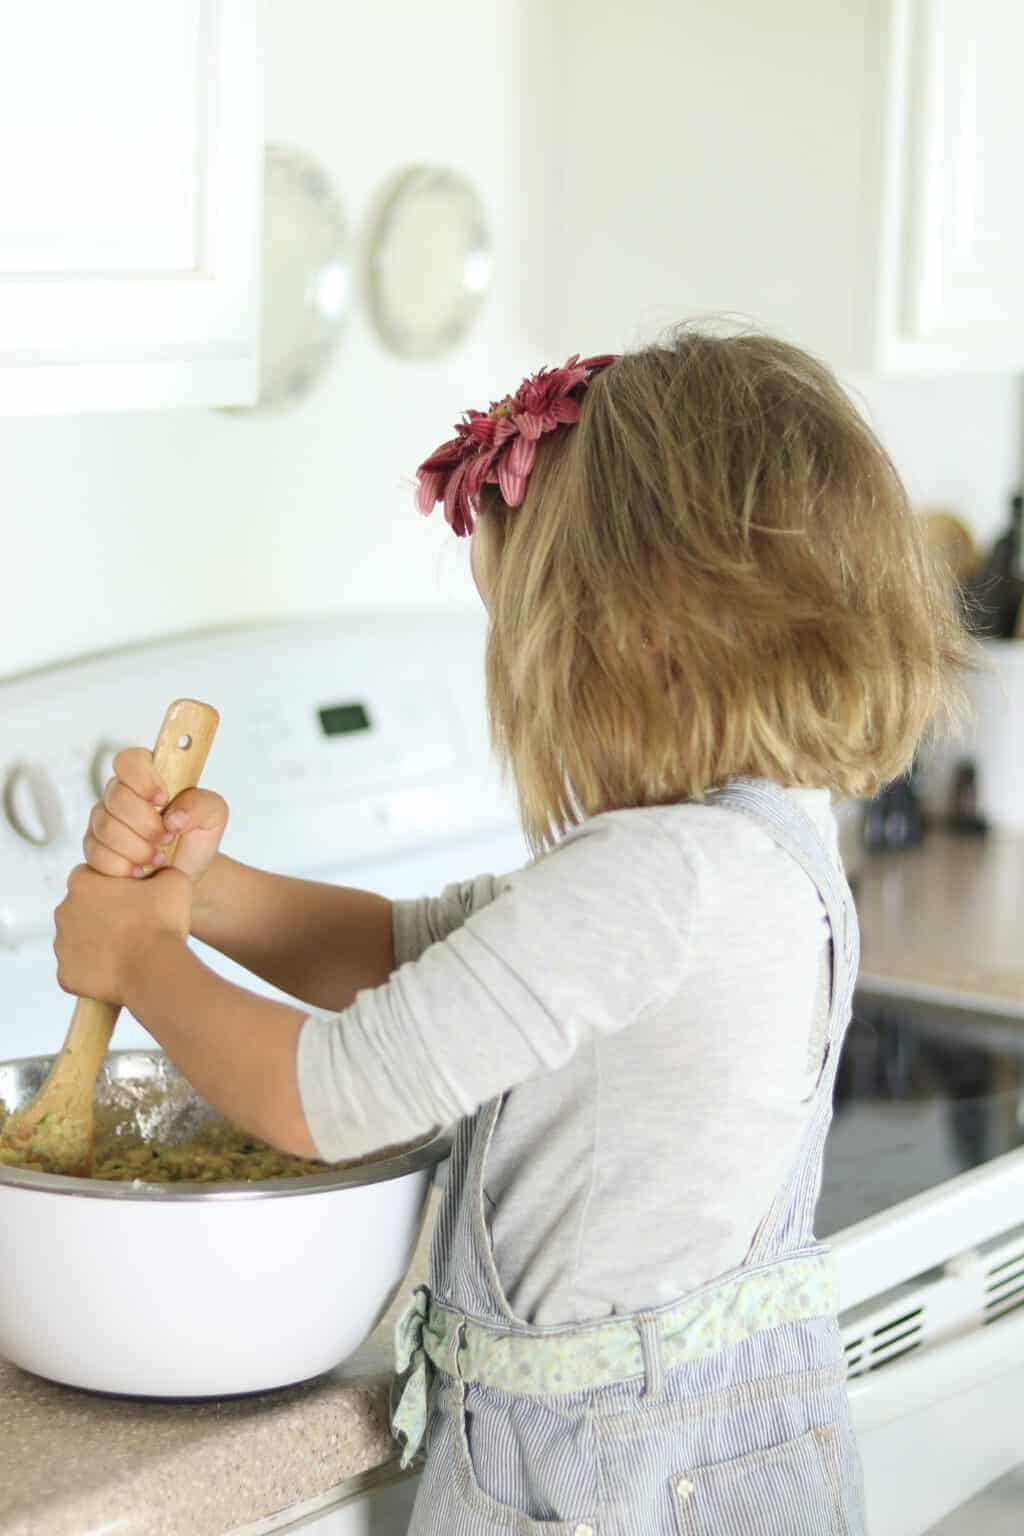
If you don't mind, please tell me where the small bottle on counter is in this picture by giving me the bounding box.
[949,758,989,837]
[862,764,925,853]
[965,489,1024,638]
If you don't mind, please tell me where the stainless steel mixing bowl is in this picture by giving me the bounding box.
[0,1050,448,1396]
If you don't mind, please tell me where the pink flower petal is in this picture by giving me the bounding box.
[505,434,537,479]
[413,355,617,534]
[418,437,463,473]
[512,412,545,441]
[465,415,498,445]
[443,460,470,528]
[416,468,446,515]
[453,501,474,537]
[465,447,500,498]
[497,467,527,506]
[498,437,537,503]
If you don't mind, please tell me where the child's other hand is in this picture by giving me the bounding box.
[54,863,192,1005]
[83,748,229,885]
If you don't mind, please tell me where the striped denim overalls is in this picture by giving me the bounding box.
[392,779,869,1534]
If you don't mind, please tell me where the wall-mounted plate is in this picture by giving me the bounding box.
[366,165,492,361]
[229,143,351,413]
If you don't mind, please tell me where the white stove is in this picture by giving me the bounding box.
[826,996,1024,1534]
[2,611,1021,1534]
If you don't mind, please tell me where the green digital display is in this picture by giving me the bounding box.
[317,702,372,737]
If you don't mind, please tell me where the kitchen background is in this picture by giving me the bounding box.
[2,4,1024,1536]
[1,0,1021,680]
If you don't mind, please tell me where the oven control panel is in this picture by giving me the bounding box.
[0,614,518,949]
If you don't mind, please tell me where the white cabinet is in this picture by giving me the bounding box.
[0,0,266,415]
[886,0,1024,366]
[548,0,1024,373]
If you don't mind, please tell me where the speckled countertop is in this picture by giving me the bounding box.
[4,830,1023,1536]
[0,1190,437,1536]
[854,827,1024,1015]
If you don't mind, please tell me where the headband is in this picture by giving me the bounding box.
[415,354,617,538]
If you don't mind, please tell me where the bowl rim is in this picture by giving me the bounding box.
[0,1049,451,1202]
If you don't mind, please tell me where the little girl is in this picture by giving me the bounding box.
[56,327,969,1535]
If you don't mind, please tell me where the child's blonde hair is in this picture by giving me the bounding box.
[473,325,973,854]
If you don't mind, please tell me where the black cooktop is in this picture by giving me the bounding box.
[816,999,1024,1236]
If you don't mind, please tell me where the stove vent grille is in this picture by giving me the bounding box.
[984,1240,1024,1325]
[843,1303,925,1379]
[841,1225,1024,1382]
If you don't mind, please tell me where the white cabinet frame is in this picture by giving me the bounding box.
[0,0,266,415]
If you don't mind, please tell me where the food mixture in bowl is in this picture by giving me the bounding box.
[0,1106,91,1176]
[0,1054,424,1184]
[0,1100,333,1180]
[88,1118,334,1181]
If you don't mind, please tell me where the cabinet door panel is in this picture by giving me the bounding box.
[908,0,1024,340]
[0,0,265,414]
[0,2,203,273]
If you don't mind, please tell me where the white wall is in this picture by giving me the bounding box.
[544,0,878,371]
[1,0,553,680]
[543,0,1023,554]
[1,1,1020,684]
[849,372,1022,550]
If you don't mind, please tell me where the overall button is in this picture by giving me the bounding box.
[573,1525,595,1536]
[675,1475,695,1499]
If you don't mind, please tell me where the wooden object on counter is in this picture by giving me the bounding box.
[855,828,1024,1016]
[0,700,219,1175]
[917,507,979,585]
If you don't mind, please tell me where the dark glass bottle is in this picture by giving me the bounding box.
[966,490,1024,638]
[862,762,925,853]
[949,758,989,837]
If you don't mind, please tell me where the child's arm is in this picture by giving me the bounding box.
[123,929,318,1158]
[55,857,492,1160]
[191,854,395,1011]
[54,864,319,1156]
[83,749,396,1014]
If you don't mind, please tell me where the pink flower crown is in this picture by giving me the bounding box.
[415,354,618,538]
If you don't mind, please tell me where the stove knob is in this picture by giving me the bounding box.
[89,740,134,801]
[2,762,67,847]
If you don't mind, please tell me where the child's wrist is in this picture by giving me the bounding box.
[122,928,191,1019]
[188,854,224,932]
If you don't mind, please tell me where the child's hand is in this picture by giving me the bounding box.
[54,863,192,1005]
[83,748,229,884]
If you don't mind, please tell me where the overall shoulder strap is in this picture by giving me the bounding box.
[704,777,859,1053]
[704,778,861,1262]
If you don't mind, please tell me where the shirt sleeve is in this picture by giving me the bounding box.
[391,873,505,966]
[296,814,698,1162]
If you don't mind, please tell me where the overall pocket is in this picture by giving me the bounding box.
[447,1384,601,1535]
[671,1424,847,1536]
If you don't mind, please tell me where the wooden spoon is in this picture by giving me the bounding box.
[0,699,219,1176]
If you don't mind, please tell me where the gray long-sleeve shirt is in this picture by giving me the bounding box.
[297,788,836,1326]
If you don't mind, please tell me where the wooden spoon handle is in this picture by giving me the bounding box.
[59,700,221,1065]
[141,698,221,873]
[0,701,222,1171]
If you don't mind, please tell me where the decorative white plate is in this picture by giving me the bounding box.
[232,143,351,413]
[366,165,493,361]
